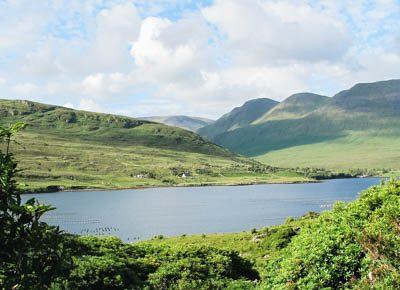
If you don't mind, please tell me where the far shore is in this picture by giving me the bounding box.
[20,175,382,194]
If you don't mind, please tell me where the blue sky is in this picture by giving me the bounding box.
[0,0,399,118]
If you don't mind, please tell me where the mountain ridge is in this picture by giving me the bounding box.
[198,79,400,169]
[198,98,278,139]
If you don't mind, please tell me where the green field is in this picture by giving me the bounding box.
[13,131,311,192]
[256,132,400,170]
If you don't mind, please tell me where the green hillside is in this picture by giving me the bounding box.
[0,100,309,192]
[200,79,400,170]
[140,115,214,131]
[198,98,278,139]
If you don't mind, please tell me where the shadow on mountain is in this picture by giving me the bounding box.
[212,115,365,157]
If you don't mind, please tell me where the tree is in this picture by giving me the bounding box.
[0,123,71,289]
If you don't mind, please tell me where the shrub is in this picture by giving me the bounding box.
[263,180,400,289]
[0,123,72,289]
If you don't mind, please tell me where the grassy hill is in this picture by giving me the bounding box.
[199,79,400,170]
[140,115,213,131]
[198,98,278,139]
[0,99,309,192]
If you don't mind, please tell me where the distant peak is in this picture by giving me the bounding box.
[352,78,400,88]
[242,98,279,106]
[284,93,329,102]
[332,79,400,101]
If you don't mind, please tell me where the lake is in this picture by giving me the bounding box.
[22,178,381,241]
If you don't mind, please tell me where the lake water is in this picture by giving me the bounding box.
[22,178,381,241]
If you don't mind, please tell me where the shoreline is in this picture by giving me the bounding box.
[22,178,318,194]
[20,175,380,194]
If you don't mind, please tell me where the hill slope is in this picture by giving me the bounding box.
[199,79,400,170]
[198,98,278,139]
[0,100,309,192]
[140,115,213,131]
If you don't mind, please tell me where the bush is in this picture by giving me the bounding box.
[62,237,259,289]
[0,123,72,289]
[263,180,400,289]
[147,246,259,290]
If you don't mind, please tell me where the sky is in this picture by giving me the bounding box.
[0,0,399,119]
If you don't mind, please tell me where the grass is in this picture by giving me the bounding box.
[256,131,400,171]
[13,132,310,192]
[139,214,313,277]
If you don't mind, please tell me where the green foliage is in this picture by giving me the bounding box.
[0,123,71,289]
[57,236,259,290]
[146,246,259,290]
[292,167,386,180]
[262,179,400,289]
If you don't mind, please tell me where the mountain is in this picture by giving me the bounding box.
[0,99,307,192]
[198,98,278,139]
[253,93,329,123]
[140,115,214,132]
[198,79,400,170]
[327,79,400,116]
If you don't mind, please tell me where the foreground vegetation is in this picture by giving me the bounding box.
[2,123,400,289]
[0,99,310,193]
[146,178,400,289]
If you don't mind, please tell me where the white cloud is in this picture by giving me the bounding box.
[90,2,141,72]
[14,82,39,96]
[78,98,103,112]
[0,77,6,85]
[63,102,75,109]
[0,0,399,118]
[82,73,106,95]
[22,44,64,76]
[81,72,136,98]
[130,13,213,86]
[16,1,141,78]
[202,0,351,65]
[0,1,49,53]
